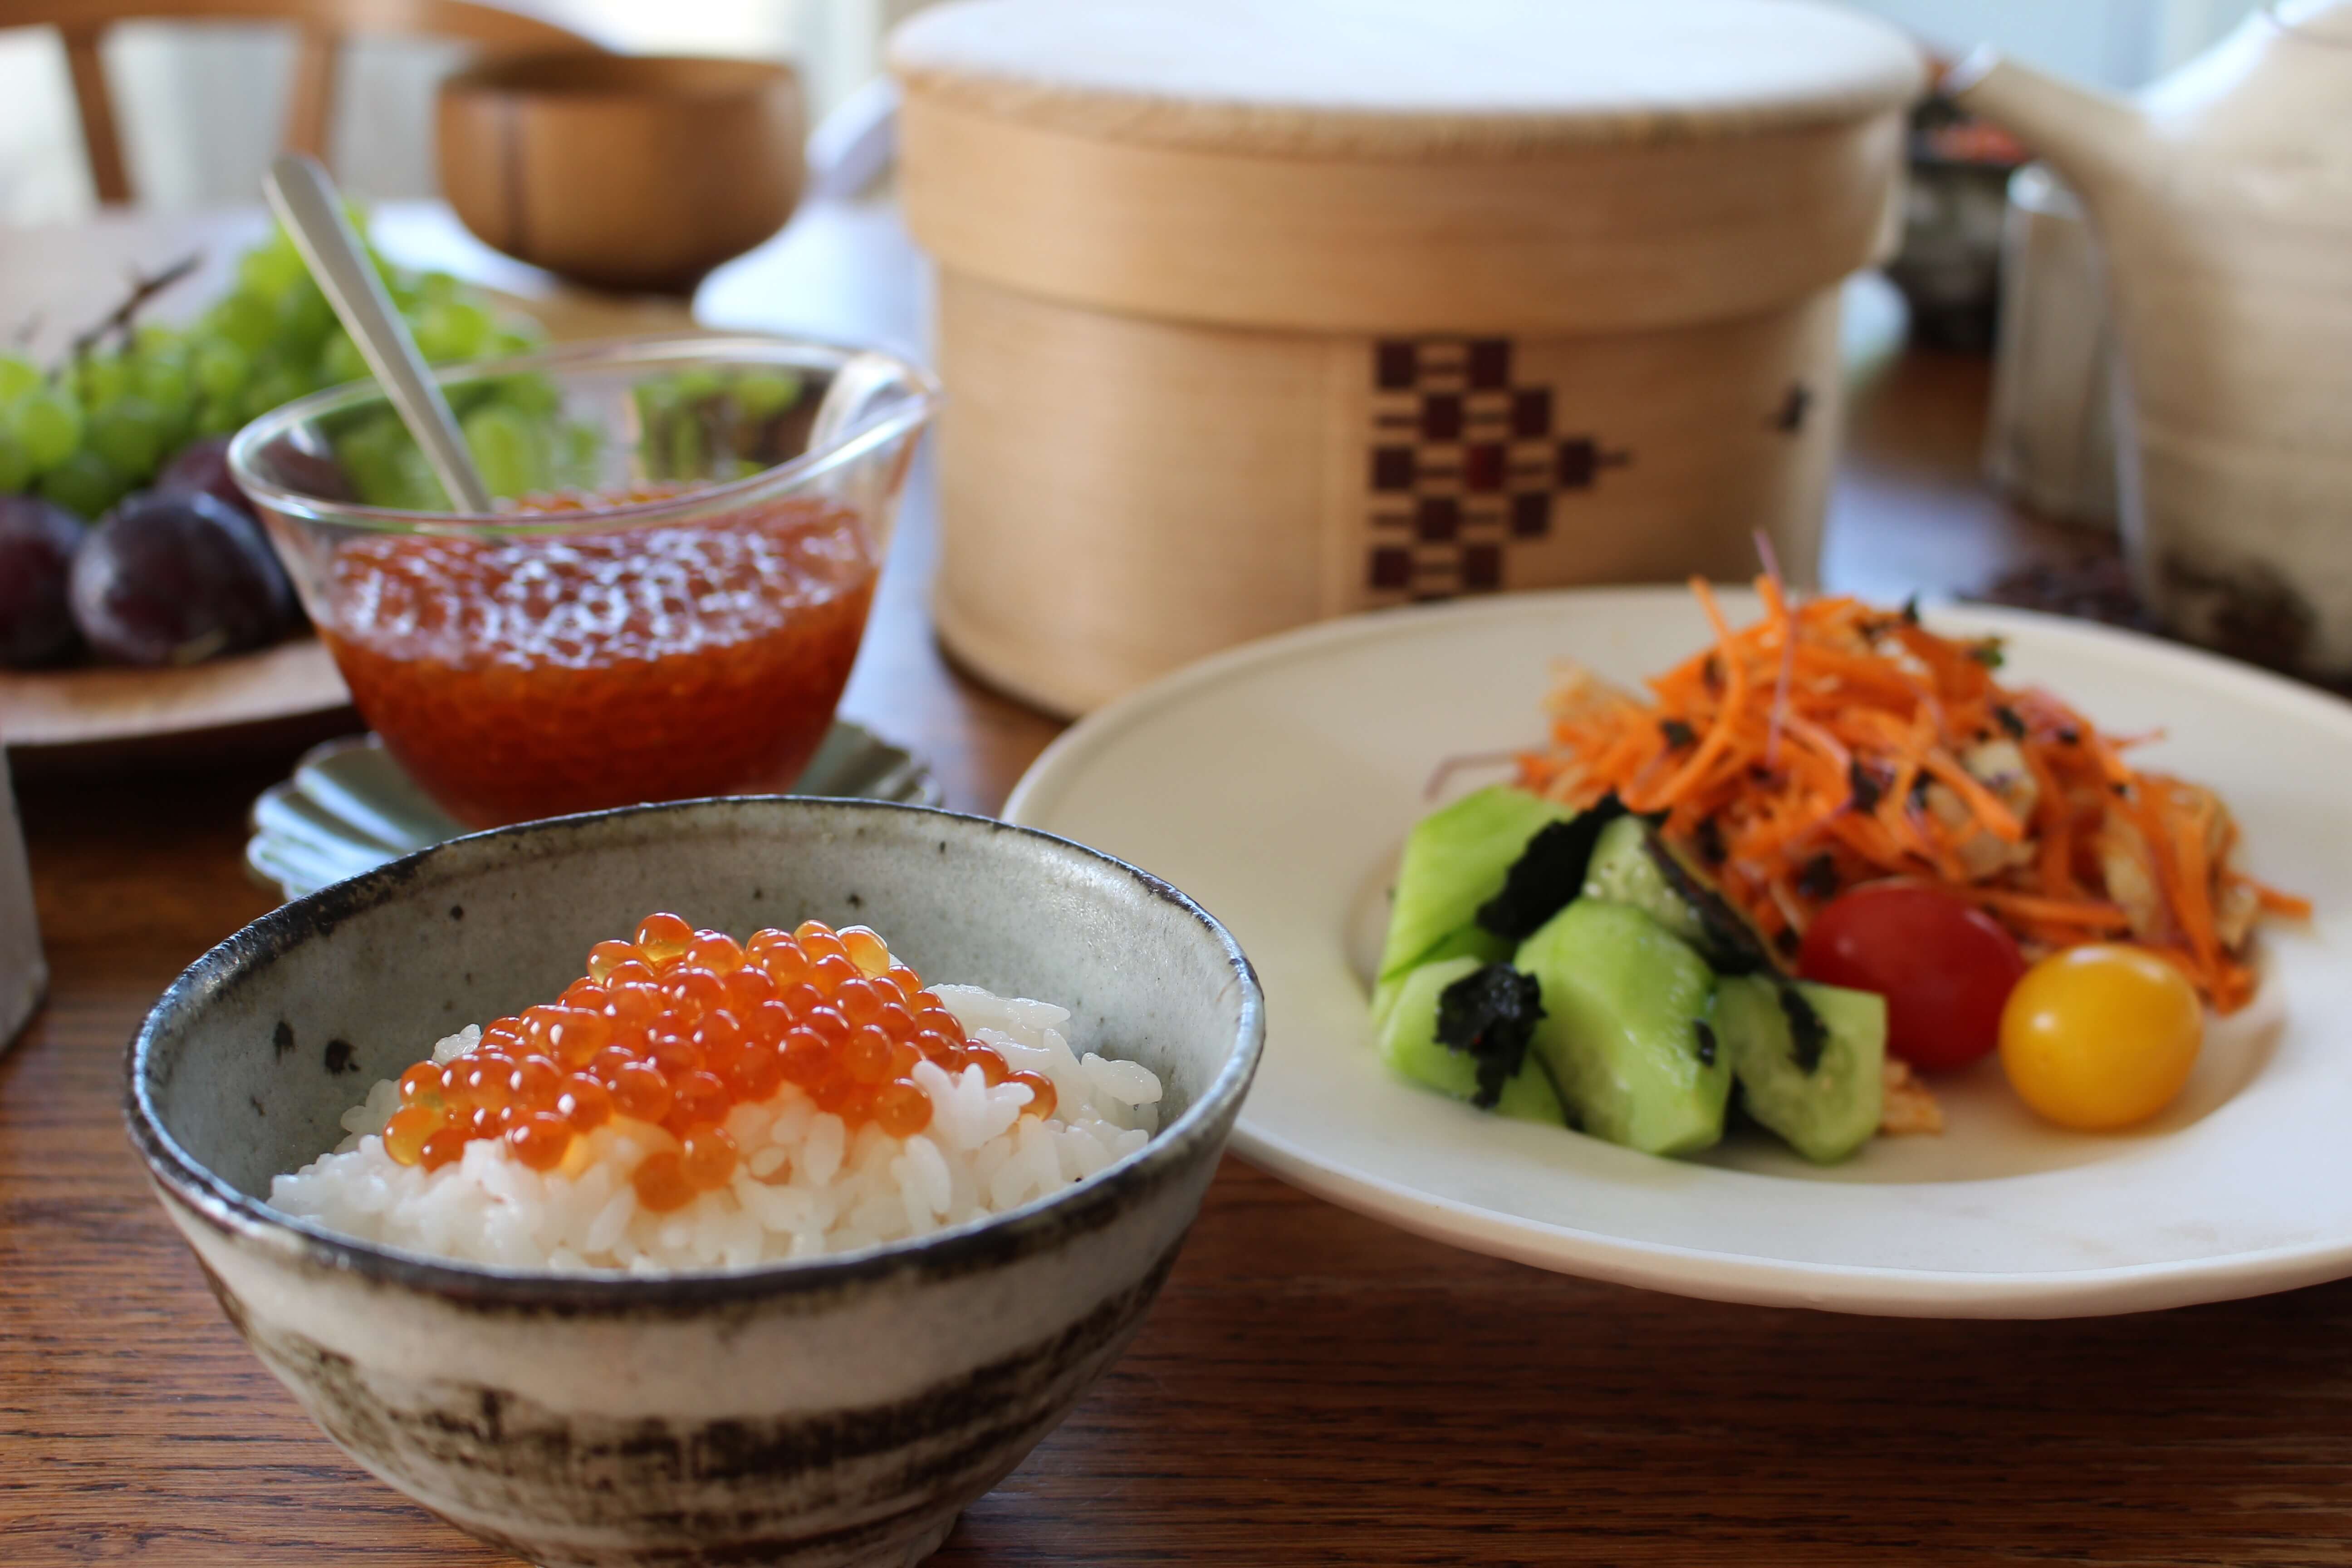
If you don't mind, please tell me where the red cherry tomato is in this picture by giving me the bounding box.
[1798,883,2026,1071]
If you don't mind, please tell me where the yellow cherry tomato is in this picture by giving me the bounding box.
[1999,944,2204,1130]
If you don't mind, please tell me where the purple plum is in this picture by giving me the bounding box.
[0,495,86,667]
[154,435,258,521]
[69,490,295,666]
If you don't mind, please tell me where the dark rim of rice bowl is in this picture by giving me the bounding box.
[123,797,1264,1314]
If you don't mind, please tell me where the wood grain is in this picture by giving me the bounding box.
[0,637,348,750]
[0,0,600,206]
[57,20,129,204]
[10,747,2352,1568]
[284,21,341,163]
[927,270,1847,716]
[4,207,2341,1566]
[898,28,1911,717]
[886,0,1923,160]
[436,54,806,297]
[897,93,1908,337]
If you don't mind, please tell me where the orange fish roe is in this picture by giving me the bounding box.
[321,492,876,829]
[379,915,1058,1200]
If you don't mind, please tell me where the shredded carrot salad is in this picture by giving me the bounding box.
[1513,577,2308,1013]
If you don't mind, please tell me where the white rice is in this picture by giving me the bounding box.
[268,984,1162,1272]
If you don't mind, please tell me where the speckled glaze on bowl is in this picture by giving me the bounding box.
[125,799,1262,1568]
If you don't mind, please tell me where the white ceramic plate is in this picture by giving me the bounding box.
[1004,588,2352,1317]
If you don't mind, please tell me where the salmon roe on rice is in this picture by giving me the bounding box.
[378,915,1048,1213]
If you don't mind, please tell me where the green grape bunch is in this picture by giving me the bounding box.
[0,215,548,521]
[630,365,808,487]
[323,361,807,514]
[0,214,554,671]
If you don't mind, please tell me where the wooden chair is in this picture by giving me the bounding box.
[0,0,603,204]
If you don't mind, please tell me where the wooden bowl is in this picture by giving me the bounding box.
[437,54,805,295]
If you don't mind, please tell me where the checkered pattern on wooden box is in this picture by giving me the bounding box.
[1362,337,1631,605]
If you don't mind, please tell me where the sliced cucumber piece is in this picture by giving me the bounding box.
[1716,975,1885,1164]
[1515,900,1729,1156]
[1379,784,1574,981]
[1580,815,1780,975]
[1375,956,1564,1124]
[1370,924,1509,1031]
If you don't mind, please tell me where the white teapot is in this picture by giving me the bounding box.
[1949,3,2352,677]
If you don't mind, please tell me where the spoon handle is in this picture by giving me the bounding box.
[263,154,494,515]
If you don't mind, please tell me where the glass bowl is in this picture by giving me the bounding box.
[228,333,939,829]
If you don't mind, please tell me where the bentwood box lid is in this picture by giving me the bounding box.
[891,0,1927,334]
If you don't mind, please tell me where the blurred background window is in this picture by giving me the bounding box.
[0,0,2265,226]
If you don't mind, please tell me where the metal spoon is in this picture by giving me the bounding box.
[263,153,493,514]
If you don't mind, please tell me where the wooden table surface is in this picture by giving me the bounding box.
[10,201,2348,1568]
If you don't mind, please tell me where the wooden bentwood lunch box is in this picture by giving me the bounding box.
[892,0,1926,715]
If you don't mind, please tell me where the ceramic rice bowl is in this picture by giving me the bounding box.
[124,798,1263,1568]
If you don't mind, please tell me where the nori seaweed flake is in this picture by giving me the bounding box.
[1435,964,1547,1109]
[1994,705,2027,739]
[1642,831,1779,975]
[1796,853,1840,902]
[1660,718,1697,750]
[1692,816,1728,866]
[1778,985,1829,1074]
[1475,795,1630,940]
[1847,760,1885,813]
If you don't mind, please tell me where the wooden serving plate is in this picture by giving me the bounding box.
[0,637,349,753]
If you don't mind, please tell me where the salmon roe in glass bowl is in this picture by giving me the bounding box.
[227,335,939,828]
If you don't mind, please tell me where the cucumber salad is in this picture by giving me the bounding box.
[1368,578,2311,1158]
[1372,786,1889,1163]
